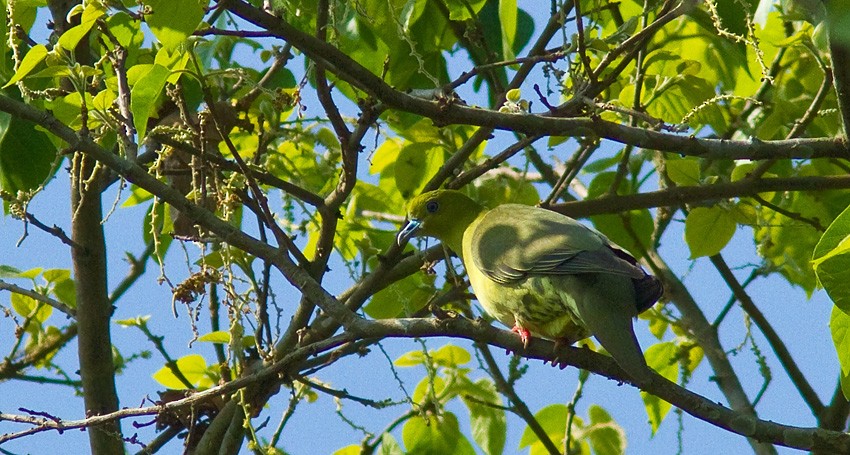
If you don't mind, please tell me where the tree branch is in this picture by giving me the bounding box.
[709,254,823,417]
[0,280,76,318]
[553,175,850,217]
[224,0,849,160]
[644,249,777,454]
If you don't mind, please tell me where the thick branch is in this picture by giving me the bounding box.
[4,318,849,452]
[0,93,361,338]
[225,0,849,160]
[553,175,850,217]
[71,152,124,454]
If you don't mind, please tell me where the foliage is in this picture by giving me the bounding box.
[2,0,850,453]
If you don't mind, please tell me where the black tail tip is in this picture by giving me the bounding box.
[634,275,663,312]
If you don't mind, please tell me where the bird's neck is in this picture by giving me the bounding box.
[442,204,485,256]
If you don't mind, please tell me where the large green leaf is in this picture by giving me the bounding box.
[0,91,57,194]
[813,204,850,312]
[830,306,850,399]
[519,404,567,451]
[459,378,506,455]
[143,0,206,49]
[757,191,832,295]
[56,1,105,51]
[151,354,214,389]
[641,342,679,433]
[394,142,445,199]
[2,44,47,88]
[685,206,737,258]
[498,0,517,60]
[130,63,170,141]
[585,405,626,455]
[364,271,435,319]
[402,412,476,455]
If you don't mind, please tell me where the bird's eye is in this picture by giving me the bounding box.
[426,200,439,213]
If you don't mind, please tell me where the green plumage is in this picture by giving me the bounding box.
[397,190,663,381]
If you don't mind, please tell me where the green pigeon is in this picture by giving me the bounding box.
[397,190,663,381]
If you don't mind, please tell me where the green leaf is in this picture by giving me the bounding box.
[365,272,435,319]
[402,412,476,455]
[431,344,471,368]
[131,63,170,142]
[198,331,230,343]
[143,0,206,49]
[394,142,445,199]
[52,278,76,308]
[122,184,154,207]
[116,315,151,327]
[152,354,212,389]
[332,445,361,455]
[499,0,518,60]
[106,12,144,50]
[0,95,57,193]
[585,405,626,455]
[684,206,737,258]
[56,2,105,51]
[814,204,850,312]
[394,344,469,368]
[41,268,69,284]
[460,379,506,455]
[11,292,52,325]
[443,0,488,20]
[0,265,22,278]
[378,433,404,455]
[475,175,540,207]
[411,374,446,404]
[641,342,679,433]
[666,158,700,186]
[519,404,567,449]
[3,44,47,88]
[18,267,43,279]
[830,306,850,381]
[154,46,191,84]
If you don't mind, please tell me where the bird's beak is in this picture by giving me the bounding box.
[397,219,422,245]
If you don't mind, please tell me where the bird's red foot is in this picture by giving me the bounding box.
[511,325,531,348]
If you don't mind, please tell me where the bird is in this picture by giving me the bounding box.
[396,189,663,381]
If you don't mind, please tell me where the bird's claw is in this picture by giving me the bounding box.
[550,338,573,370]
[511,325,531,349]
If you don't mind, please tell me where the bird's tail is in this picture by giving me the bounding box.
[633,274,663,313]
[576,276,653,382]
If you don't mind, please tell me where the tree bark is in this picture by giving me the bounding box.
[71,152,124,454]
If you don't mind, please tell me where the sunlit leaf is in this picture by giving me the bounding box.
[402,412,475,455]
[131,63,170,141]
[3,44,47,88]
[197,331,231,344]
[813,204,850,312]
[152,354,211,389]
[685,206,737,258]
[641,342,679,433]
[585,405,626,455]
[143,0,205,49]
[460,378,506,455]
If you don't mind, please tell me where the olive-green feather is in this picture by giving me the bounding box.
[399,190,663,381]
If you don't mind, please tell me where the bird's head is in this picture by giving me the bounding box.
[397,190,484,251]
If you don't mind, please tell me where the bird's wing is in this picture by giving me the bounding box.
[469,204,645,285]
